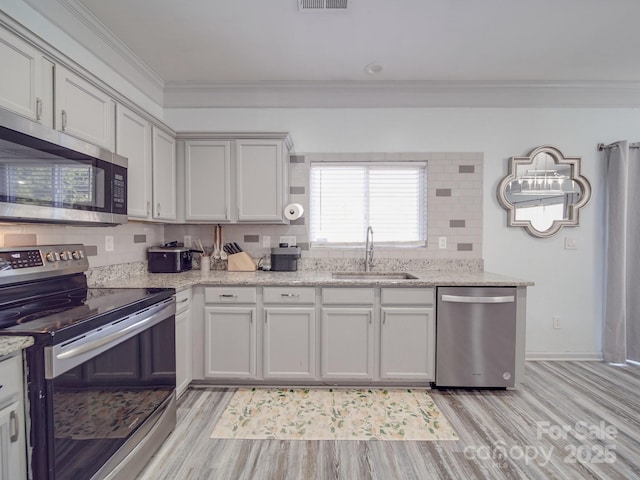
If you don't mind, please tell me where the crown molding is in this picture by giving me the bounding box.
[164,80,640,109]
[23,0,165,105]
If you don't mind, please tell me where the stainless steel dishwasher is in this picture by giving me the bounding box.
[435,286,517,388]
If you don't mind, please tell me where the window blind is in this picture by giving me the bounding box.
[310,162,427,246]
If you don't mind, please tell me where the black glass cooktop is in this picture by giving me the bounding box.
[0,273,174,344]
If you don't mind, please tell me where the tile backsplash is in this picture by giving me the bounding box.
[165,151,483,264]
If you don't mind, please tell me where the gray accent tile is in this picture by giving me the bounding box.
[290,186,305,194]
[297,242,309,251]
[85,245,98,256]
[459,165,475,173]
[290,155,306,163]
[457,243,473,251]
[450,220,466,228]
[244,235,259,243]
[435,188,452,197]
[290,218,305,226]
[133,234,147,244]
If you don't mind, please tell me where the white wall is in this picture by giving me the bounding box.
[167,106,637,358]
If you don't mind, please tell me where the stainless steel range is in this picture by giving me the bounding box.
[0,244,176,480]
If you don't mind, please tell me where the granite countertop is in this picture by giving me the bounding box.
[0,336,34,358]
[91,269,534,289]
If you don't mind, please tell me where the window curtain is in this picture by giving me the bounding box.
[603,140,640,363]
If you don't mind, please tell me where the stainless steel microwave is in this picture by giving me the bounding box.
[0,108,127,225]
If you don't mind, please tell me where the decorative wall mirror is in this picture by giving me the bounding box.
[497,145,591,238]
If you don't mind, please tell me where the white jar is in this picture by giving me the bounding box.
[200,256,210,272]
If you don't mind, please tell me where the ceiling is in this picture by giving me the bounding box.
[22,0,640,107]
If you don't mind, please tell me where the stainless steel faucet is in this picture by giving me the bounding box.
[364,226,374,272]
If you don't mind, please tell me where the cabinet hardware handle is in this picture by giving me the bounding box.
[177,298,189,303]
[146,201,150,216]
[382,312,386,325]
[156,203,161,217]
[36,98,42,120]
[61,110,67,130]
[369,311,372,324]
[280,293,299,297]
[10,410,19,443]
[220,294,237,298]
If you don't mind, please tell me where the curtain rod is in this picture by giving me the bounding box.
[597,142,640,151]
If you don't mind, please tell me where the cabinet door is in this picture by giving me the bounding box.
[321,308,374,380]
[0,355,27,480]
[380,307,435,381]
[55,66,115,149]
[152,127,177,221]
[175,307,192,397]
[264,307,316,380]
[204,306,257,379]
[236,139,284,222]
[116,105,152,219]
[185,140,231,221]
[0,28,43,122]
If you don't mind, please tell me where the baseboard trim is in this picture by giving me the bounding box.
[526,352,603,361]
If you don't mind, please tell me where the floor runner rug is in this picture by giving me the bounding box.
[211,387,458,441]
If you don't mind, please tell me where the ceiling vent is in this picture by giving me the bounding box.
[298,0,351,13]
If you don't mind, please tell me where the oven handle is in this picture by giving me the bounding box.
[56,313,159,361]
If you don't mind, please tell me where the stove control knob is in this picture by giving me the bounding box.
[45,252,58,262]
[59,251,71,261]
[71,250,82,260]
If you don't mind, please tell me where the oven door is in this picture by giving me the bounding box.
[39,300,175,480]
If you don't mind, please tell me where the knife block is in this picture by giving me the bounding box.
[227,252,257,272]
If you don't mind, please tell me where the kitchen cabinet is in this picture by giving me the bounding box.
[379,288,435,381]
[175,288,192,397]
[152,127,177,221]
[55,65,115,150]
[116,104,153,220]
[0,26,53,126]
[179,134,292,223]
[183,140,231,222]
[204,287,257,379]
[263,287,316,380]
[0,354,27,480]
[320,288,375,381]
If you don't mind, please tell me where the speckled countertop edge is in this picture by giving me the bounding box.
[90,269,534,289]
[0,336,34,358]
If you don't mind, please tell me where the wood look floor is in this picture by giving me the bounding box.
[138,362,640,479]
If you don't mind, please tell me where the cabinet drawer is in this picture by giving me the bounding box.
[381,288,434,306]
[205,287,257,304]
[175,288,191,314]
[321,288,375,305]
[263,287,315,304]
[0,355,21,401]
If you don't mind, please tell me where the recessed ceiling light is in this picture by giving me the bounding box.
[364,63,383,75]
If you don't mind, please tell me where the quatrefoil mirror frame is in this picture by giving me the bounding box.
[497,145,592,238]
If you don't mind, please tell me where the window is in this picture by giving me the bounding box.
[310,162,427,246]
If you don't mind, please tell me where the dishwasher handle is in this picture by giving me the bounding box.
[441,294,515,304]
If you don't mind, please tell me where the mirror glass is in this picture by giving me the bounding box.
[497,145,591,237]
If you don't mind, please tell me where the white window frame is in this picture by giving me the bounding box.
[309,161,427,248]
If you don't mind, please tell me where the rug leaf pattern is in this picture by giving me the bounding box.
[211,388,458,441]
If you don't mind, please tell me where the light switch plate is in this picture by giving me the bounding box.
[564,237,578,250]
[262,235,271,248]
[184,235,192,248]
[105,236,114,252]
[438,237,447,249]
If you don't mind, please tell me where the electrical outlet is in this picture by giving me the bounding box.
[553,315,561,329]
[262,235,271,248]
[279,235,296,246]
[438,236,447,249]
[564,237,578,250]
[105,236,114,252]
[184,235,192,248]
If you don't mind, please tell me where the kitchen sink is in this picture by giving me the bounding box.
[331,272,418,280]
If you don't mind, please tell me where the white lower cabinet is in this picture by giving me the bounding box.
[264,307,316,380]
[0,354,27,480]
[320,307,374,381]
[175,288,192,398]
[380,307,435,381]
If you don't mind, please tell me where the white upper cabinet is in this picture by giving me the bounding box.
[116,104,153,220]
[236,139,284,222]
[152,127,177,221]
[184,141,232,222]
[180,135,291,224]
[55,65,115,150]
[0,27,50,124]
